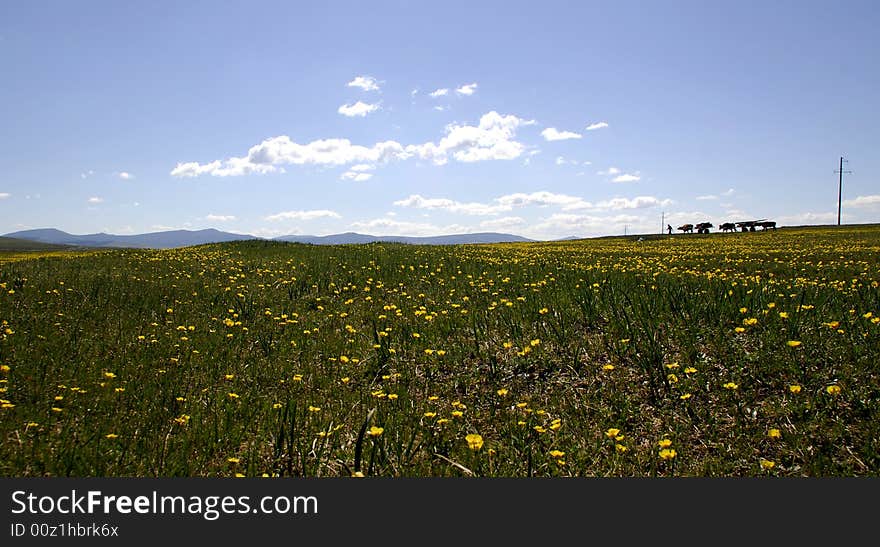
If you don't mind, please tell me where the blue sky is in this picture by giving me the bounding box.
[2,0,878,239]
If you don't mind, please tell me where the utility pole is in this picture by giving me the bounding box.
[661,211,665,235]
[835,157,852,226]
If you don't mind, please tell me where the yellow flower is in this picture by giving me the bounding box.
[659,448,677,460]
[602,364,615,371]
[308,405,321,412]
[272,403,282,409]
[723,382,739,390]
[615,444,628,453]
[227,392,239,399]
[103,372,117,379]
[105,434,119,439]
[826,385,841,395]
[351,471,365,478]
[734,327,746,333]
[605,428,621,439]
[768,428,781,438]
[743,318,758,326]
[684,367,697,374]
[549,450,565,458]
[496,388,508,396]
[789,384,802,394]
[0,365,9,373]
[368,426,384,437]
[530,339,541,347]
[465,433,484,451]
[760,458,775,470]
[786,340,802,348]
[658,438,673,448]
[679,393,692,400]
[778,312,789,319]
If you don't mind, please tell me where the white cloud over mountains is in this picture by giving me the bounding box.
[171,111,534,177]
[393,191,670,217]
[265,210,341,221]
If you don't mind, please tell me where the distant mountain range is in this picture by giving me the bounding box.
[2,228,534,249]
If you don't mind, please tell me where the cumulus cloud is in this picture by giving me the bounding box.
[843,195,880,208]
[349,164,375,172]
[265,210,341,221]
[349,217,470,237]
[87,196,103,204]
[612,174,641,183]
[171,111,532,177]
[205,214,236,222]
[455,83,478,96]
[541,128,582,141]
[429,88,449,98]
[0,192,10,199]
[393,194,509,216]
[585,121,609,131]
[80,170,95,179]
[117,172,133,180]
[338,101,380,117]
[347,75,380,92]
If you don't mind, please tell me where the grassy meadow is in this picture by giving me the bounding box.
[1,225,878,477]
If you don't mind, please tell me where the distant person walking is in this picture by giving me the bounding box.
[667,224,672,235]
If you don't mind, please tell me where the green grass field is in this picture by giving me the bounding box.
[1,225,878,476]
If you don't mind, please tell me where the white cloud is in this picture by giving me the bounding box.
[496,191,589,211]
[350,217,470,237]
[265,210,342,221]
[338,101,380,117]
[406,111,530,165]
[597,167,621,176]
[429,88,449,98]
[393,194,509,216]
[541,128,582,141]
[205,214,236,222]
[776,212,839,225]
[117,172,133,180]
[594,196,671,210]
[585,121,609,131]
[0,192,10,199]
[411,88,419,97]
[843,195,880,208]
[479,216,526,230]
[80,170,94,179]
[721,188,736,197]
[347,75,380,92]
[87,196,103,204]
[612,174,641,183]
[340,171,373,182]
[696,195,718,201]
[433,105,447,111]
[455,83,478,96]
[349,164,375,172]
[172,111,530,176]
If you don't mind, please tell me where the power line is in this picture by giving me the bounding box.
[835,156,852,226]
